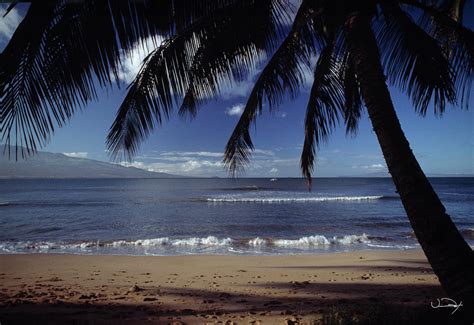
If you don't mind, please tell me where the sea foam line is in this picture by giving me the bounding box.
[110,236,232,247]
[207,195,383,203]
[0,234,381,253]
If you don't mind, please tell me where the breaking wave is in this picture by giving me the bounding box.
[461,228,474,240]
[272,234,370,247]
[110,236,232,247]
[207,195,383,203]
[0,234,379,254]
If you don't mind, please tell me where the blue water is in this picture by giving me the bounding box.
[0,178,472,255]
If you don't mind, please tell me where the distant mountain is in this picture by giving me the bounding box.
[0,146,177,179]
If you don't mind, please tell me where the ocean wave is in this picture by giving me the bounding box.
[110,236,232,247]
[248,237,267,246]
[207,195,383,203]
[272,234,370,247]
[337,234,371,245]
[273,235,330,247]
[0,241,99,253]
[461,228,474,240]
[366,243,418,249]
[0,233,389,253]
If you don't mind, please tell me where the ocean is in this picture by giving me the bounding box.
[0,178,472,255]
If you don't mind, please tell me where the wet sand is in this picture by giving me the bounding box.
[0,249,446,324]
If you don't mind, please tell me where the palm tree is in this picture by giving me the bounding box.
[1,0,473,306]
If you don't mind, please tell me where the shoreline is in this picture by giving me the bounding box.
[0,246,419,257]
[0,249,452,324]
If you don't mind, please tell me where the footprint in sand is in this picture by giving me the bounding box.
[143,297,158,302]
[249,320,262,325]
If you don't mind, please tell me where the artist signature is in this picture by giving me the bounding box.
[430,298,463,315]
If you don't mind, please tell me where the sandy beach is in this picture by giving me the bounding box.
[0,249,456,324]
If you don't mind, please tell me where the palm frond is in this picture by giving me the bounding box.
[1,0,254,158]
[341,51,363,136]
[378,3,456,115]
[402,0,473,109]
[301,41,344,188]
[106,36,198,161]
[1,2,62,159]
[107,0,290,160]
[224,0,319,175]
[178,0,288,118]
[1,0,166,158]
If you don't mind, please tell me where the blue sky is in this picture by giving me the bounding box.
[1,3,473,177]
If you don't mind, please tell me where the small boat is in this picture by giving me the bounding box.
[270,178,277,182]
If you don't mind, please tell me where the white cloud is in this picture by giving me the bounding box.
[253,149,275,156]
[221,80,254,98]
[118,147,302,176]
[219,52,265,99]
[0,6,22,41]
[63,152,88,159]
[225,104,245,116]
[115,36,264,100]
[352,163,386,169]
[160,151,223,158]
[116,36,162,83]
[121,159,224,176]
[370,164,385,169]
[136,149,274,165]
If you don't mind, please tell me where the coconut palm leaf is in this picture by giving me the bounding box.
[223,0,319,175]
[1,0,166,158]
[1,0,256,158]
[178,0,289,118]
[341,52,363,136]
[1,2,61,159]
[378,3,456,115]
[300,40,345,188]
[106,35,199,161]
[402,0,473,108]
[106,0,290,160]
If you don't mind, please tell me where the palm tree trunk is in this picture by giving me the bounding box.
[344,13,474,307]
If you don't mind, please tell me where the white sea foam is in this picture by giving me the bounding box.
[207,195,383,203]
[171,236,232,246]
[335,234,370,245]
[0,233,380,253]
[108,236,231,247]
[366,243,418,249]
[0,240,99,253]
[68,242,98,249]
[273,235,331,247]
[272,234,370,247]
[248,237,266,246]
[135,238,171,246]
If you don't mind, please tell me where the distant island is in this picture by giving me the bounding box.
[0,146,177,179]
